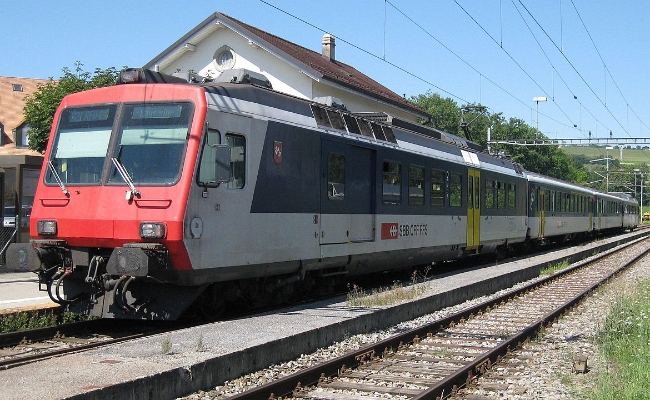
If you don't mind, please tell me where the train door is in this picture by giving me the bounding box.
[538,189,546,239]
[589,197,594,231]
[466,169,480,250]
[597,198,602,230]
[320,140,375,244]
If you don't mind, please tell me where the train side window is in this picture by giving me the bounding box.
[497,181,506,209]
[382,161,402,205]
[226,134,246,189]
[197,128,223,186]
[508,183,516,209]
[327,153,345,200]
[485,180,495,209]
[430,169,445,207]
[408,166,424,206]
[549,191,555,212]
[450,173,462,207]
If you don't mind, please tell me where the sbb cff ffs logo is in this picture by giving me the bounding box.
[381,223,399,240]
[381,222,428,240]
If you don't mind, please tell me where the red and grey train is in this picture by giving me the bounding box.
[7,68,638,320]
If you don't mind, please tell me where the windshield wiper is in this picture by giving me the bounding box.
[47,161,69,196]
[111,152,141,198]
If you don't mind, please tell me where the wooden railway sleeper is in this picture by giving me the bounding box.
[355,349,375,364]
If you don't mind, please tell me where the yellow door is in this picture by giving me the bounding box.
[466,169,480,250]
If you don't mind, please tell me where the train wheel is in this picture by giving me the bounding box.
[194,285,227,320]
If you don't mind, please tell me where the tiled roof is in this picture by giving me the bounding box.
[223,13,428,118]
[0,76,50,155]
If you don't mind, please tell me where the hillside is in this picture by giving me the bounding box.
[561,146,650,164]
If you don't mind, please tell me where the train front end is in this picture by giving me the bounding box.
[7,70,207,320]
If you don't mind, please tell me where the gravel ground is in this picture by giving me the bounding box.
[181,250,650,400]
[455,253,650,399]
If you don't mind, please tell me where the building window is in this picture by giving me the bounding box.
[14,124,30,148]
[213,46,236,71]
[12,83,23,92]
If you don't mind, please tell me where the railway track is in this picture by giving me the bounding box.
[0,318,186,370]
[220,236,650,400]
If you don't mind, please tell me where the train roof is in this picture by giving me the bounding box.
[526,171,637,204]
[116,68,523,178]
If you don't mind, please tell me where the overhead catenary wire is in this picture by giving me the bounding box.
[258,0,639,142]
[569,0,650,133]
[515,0,632,137]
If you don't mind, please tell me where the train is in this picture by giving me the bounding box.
[7,68,639,320]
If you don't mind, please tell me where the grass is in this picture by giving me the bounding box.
[561,146,650,164]
[0,310,90,333]
[346,269,429,307]
[540,260,570,276]
[583,280,650,399]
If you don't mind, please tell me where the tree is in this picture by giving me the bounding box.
[411,91,461,135]
[411,91,587,184]
[23,62,120,153]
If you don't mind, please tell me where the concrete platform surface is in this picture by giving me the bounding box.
[0,232,643,400]
[0,271,58,314]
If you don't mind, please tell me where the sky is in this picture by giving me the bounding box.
[2,0,648,142]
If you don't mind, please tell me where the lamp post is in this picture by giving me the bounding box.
[641,173,644,221]
[605,146,613,192]
[634,168,640,218]
[533,96,547,139]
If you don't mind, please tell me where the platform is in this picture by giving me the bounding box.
[0,271,58,315]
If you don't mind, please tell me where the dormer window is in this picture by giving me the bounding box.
[12,83,23,92]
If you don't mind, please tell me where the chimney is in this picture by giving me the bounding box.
[322,34,335,62]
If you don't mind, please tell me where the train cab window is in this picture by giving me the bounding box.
[408,166,425,206]
[382,161,402,205]
[226,134,246,189]
[327,153,345,200]
[47,105,117,185]
[485,180,495,209]
[450,173,462,207]
[430,169,445,207]
[109,102,192,185]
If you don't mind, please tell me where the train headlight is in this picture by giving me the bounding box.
[140,222,166,239]
[37,220,58,236]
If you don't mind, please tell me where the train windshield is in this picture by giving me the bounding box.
[46,102,193,186]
